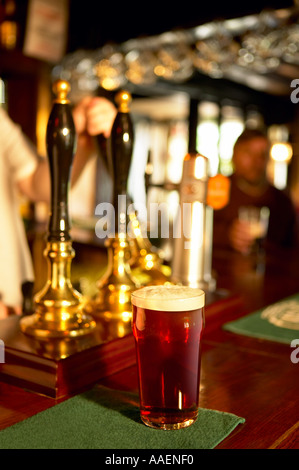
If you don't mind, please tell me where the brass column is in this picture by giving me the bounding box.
[20,80,96,338]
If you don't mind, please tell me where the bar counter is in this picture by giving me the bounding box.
[0,243,298,449]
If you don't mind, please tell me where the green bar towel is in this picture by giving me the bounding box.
[0,386,245,449]
[223,293,299,344]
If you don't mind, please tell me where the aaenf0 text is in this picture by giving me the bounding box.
[105,454,194,466]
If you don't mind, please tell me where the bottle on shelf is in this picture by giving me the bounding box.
[0,0,18,50]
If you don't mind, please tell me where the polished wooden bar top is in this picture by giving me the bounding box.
[0,247,298,449]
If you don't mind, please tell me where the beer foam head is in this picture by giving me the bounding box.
[131,285,205,311]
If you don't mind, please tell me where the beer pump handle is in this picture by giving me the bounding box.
[96,133,109,167]
[46,80,76,242]
[110,90,134,206]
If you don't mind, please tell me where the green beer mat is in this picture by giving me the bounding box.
[0,386,245,449]
[223,292,299,344]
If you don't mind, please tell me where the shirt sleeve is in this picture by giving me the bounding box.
[0,107,38,182]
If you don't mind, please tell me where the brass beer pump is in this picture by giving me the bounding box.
[20,80,96,338]
[85,90,139,320]
[128,211,172,286]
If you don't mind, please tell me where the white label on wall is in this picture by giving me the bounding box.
[23,0,69,63]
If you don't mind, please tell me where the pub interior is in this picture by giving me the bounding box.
[0,0,298,450]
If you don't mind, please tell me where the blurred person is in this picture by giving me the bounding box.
[0,96,116,319]
[213,128,299,254]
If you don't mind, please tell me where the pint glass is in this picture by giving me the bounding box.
[131,285,205,430]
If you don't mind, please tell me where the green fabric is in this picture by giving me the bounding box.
[223,293,299,344]
[0,386,245,449]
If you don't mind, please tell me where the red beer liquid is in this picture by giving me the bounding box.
[132,298,204,429]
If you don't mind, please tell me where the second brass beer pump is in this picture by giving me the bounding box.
[128,212,171,286]
[85,91,139,320]
[20,80,96,338]
[85,90,170,320]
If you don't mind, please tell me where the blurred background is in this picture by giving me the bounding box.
[1,0,299,270]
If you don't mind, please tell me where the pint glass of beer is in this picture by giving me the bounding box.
[131,285,205,430]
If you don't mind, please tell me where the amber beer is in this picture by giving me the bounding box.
[131,285,205,430]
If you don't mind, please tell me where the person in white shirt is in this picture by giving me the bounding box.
[0,96,116,319]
